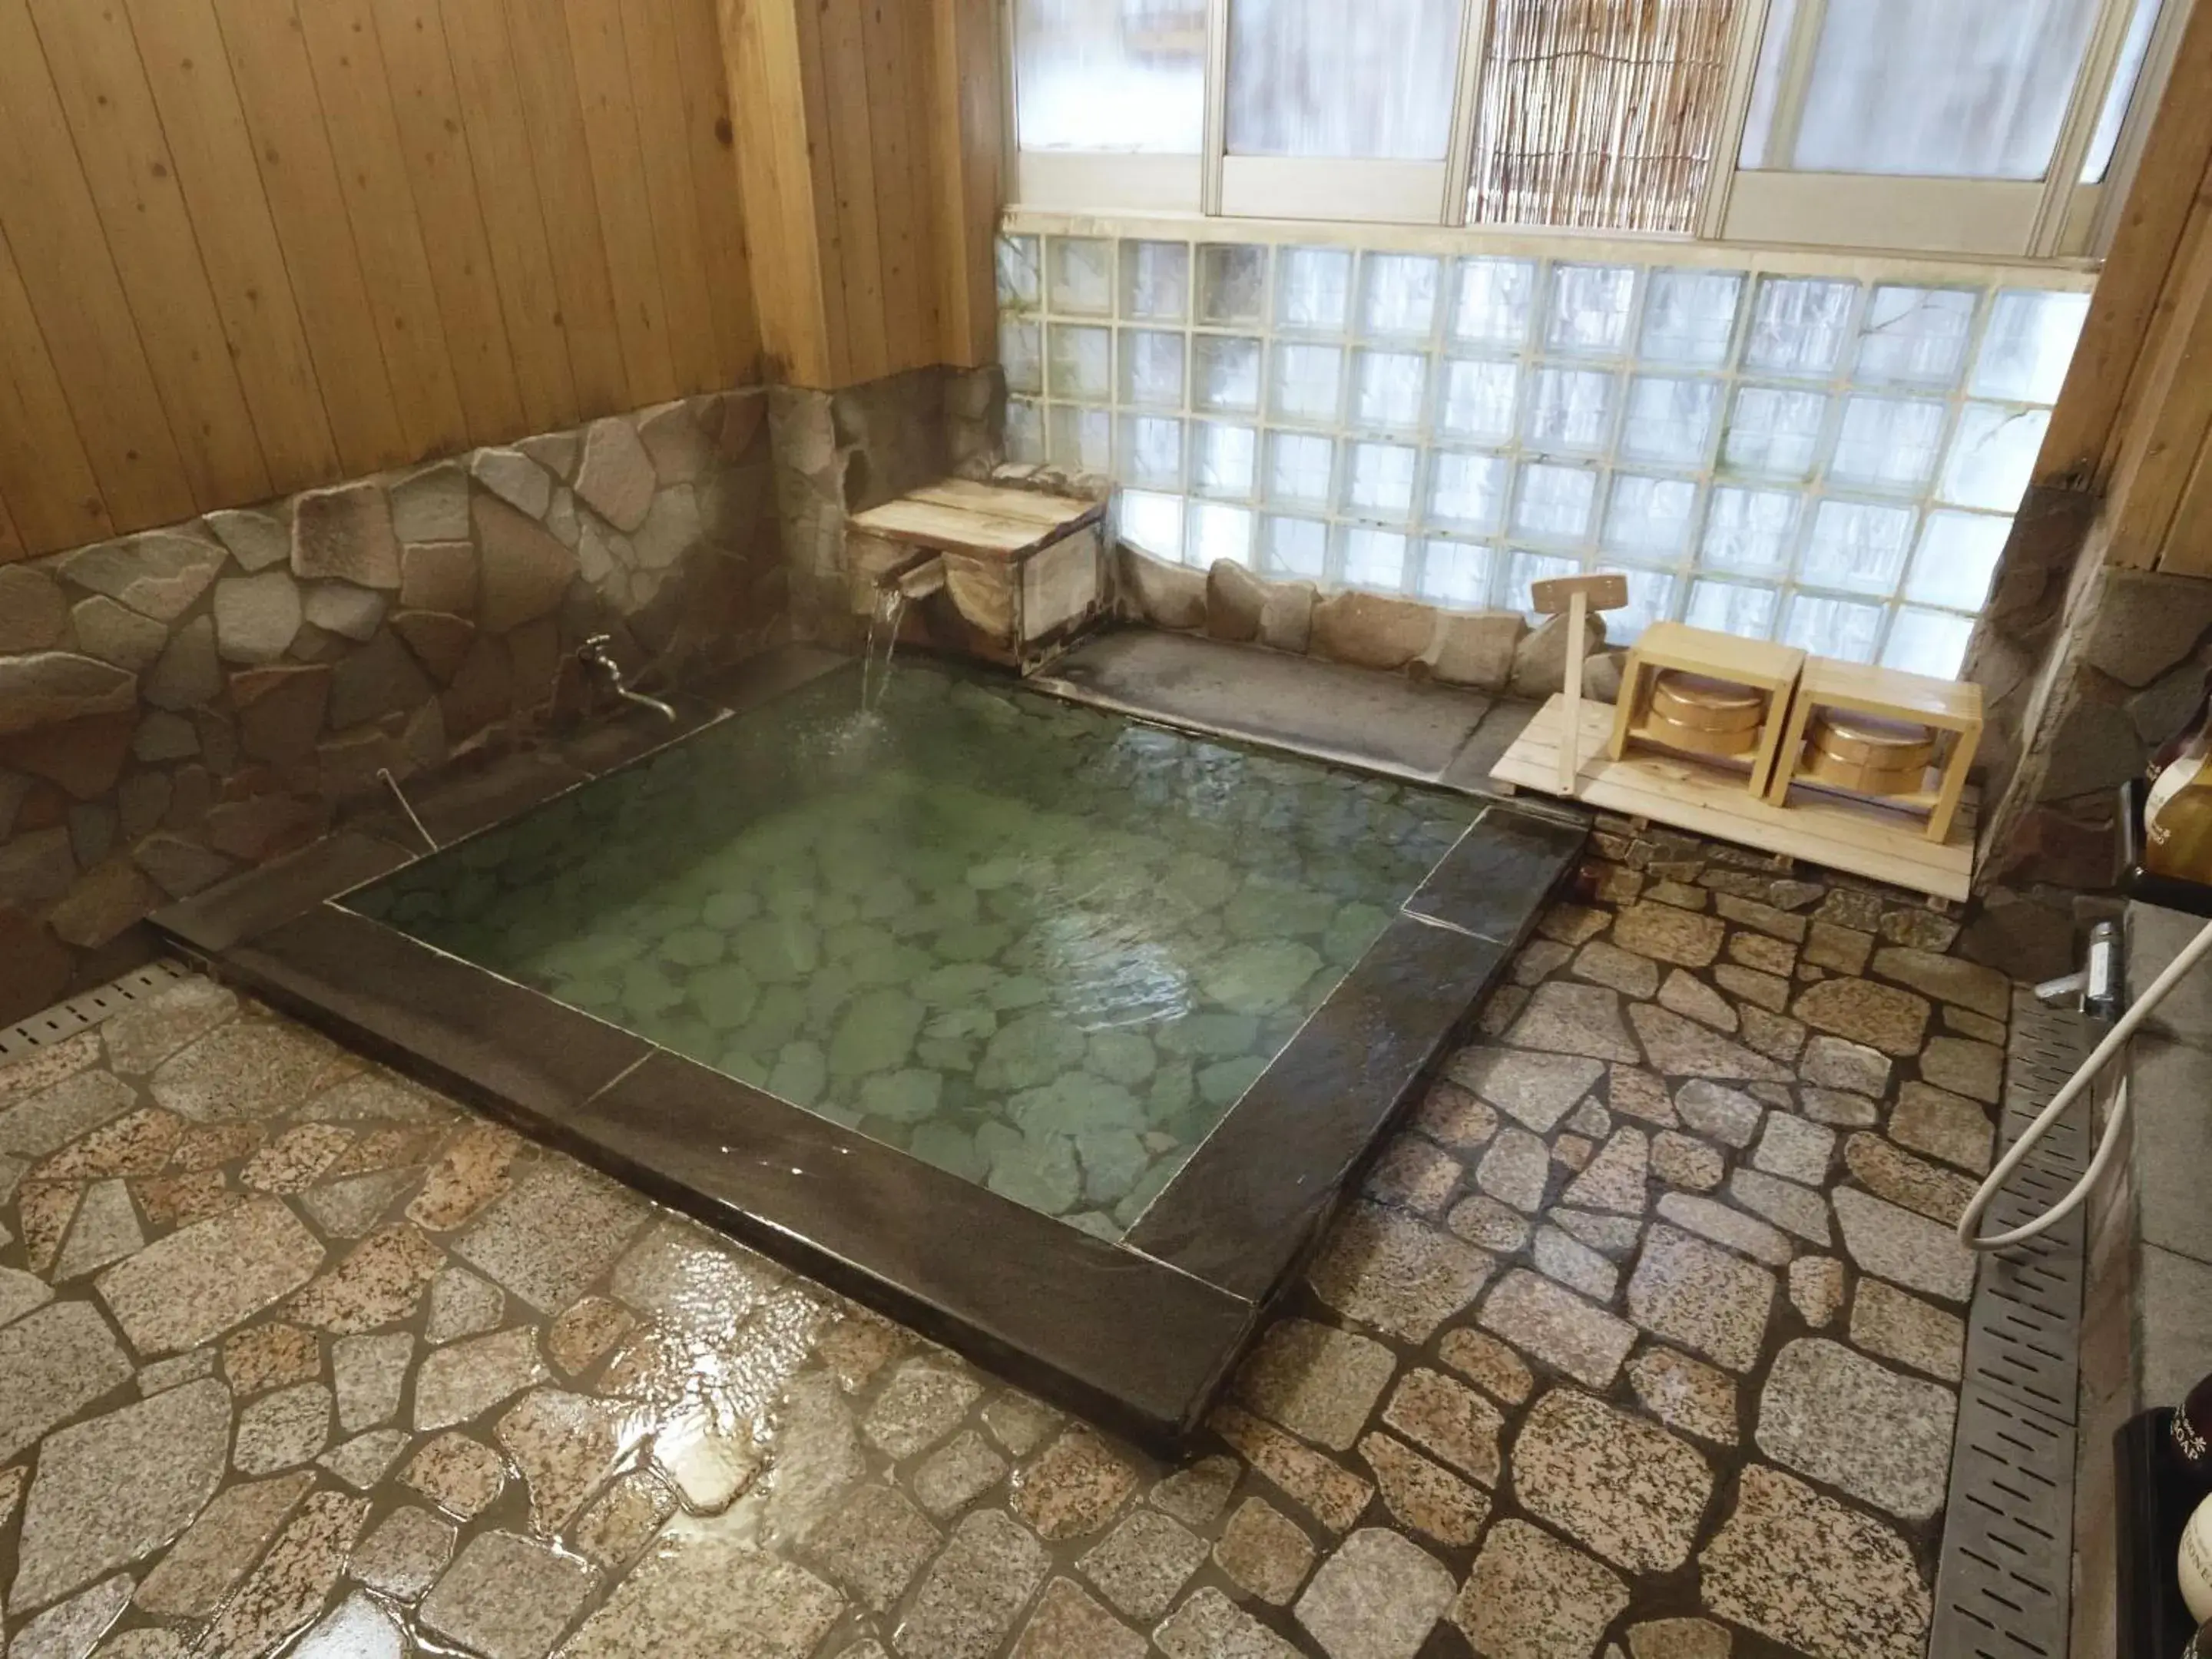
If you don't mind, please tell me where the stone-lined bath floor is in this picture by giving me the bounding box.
[0,817,2005,1658]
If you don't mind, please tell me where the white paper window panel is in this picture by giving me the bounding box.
[1014,0,1205,154]
[1224,0,1460,161]
[1015,233,2085,671]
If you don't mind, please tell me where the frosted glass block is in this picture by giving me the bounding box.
[1192,336,1263,413]
[1798,499,1915,595]
[1267,432,1336,507]
[1883,608,1975,677]
[1684,578,1779,638]
[1015,0,1204,151]
[1340,527,1410,593]
[1523,368,1618,455]
[1197,245,1267,325]
[1121,242,1190,322]
[1780,592,1883,663]
[1048,405,1111,471]
[1345,441,1418,522]
[1426,451,1508,534]
[1790,0,2102,180]
[1048,239,1114,314]
[1854,287,1976,389]
[1619,376,1717,468]
[1436,358,1519,445]
[1276,247,1353,334]
[1263,514,1329,579]
[1512,463,1598,543]
[1118,490,1186,560]
[1700,486,1796,575]
[1359,254,1442,341]
[1118,415,1184,489]
[1941,403,2048,512]
[1906,509,2010,611]
[1504,549,1581,613]
[2085,0,2161,182]
[1744,276,1856,377]
[1609,569,1677,644]
[1001,317,1043,396]
[1546,265,1637,356]
[1225,0,1458,160]
[1191,422,1257,499]
[1048,324,1111,399]
[1007,399,1045,465]
[1268,343,1344,424]
[1419,539,1492,608]
[1722,386,1828,478]
[1353,351,1428,432]
[1640,270,1743,367]
[1604,474,1700,559]
[1449,258,1537,350]
[1190,503,1255,567]
[1827,396,1946,494]
[1118,330,1186,409]
[997,235,1041,310]
[1972,290,2092,403]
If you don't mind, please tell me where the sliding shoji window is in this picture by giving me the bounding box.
[1000,227,2092,677]
[1005,0,2181,257]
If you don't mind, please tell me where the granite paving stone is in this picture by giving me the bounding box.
[1357,1430,1488,1545]
[1755,1337,1956,1519]
[807,1482,944,1612]
[1889,1081,1995,1173]
[1534,1223,1619,1299]
[1077,1507,1209,1619]
[1833,1187,1976,1301]
[1478,1269,1638,1388]
[332,1332,413,1432]
[497,1388,626,1533]
[134,1470,313,1617]
[1844,1133,1978,1224]
[1849,1278,1966,1381]
[569,1472,677,1575]
[1792,979,1929,1056]
[1446,1048,1606,1134]
[1654,1193,1791,1268]
[896,1508,1052,1659]
[1379,1366,1502,1485]
[285,1222,444,1333]
[0,1300,135,1460]
[1476,1126,1552,1212]
[1789,1256,1847,1327]
[420,1529,597,1659]
[1513,1388,1715,1571]
[1658,969,1737,1030]
[1293,1526,1455,1659]
[1629,1005,1787,1081]
[1437,1328,1533,1403]
[14,1573,132,1659]
[147,1023,349,1121]
[1727,1168,1831,1243]
[1919,1035,2004,1104]
[1145,1454,1237,1528]
[1011,1428,1141,1541]
[912,1430,1011,1518]
[1306,1201,1493,1342]
[1154,1587,1302,1659]
[402,1432,507,1520]
[1571,940,1661,998]
[1628,1346,1739,1445]
[1008,1578,1146,1659]
[559,1532,841,1658]
[1700,1465,1930,1659]
[223,1323,320,1395]
[1454,1519,1630,1658]
[319,1426,409,1489]
[1233,1320,1395,1452]
[1213,1497,1315,1604]
[1505,982,1641,1062]
[1359,1135,1460,1213]
[1751,1114,1835,1185]
[233,1382,332,1474]
[865,1358,988,1461]
[1672,1081,1763,1147]
[1207,1406,1373,1532]
[1626,1225,1776,1372]
[453,1161,650,1313]
[1611,902,1724,967]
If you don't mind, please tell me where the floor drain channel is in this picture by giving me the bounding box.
[1929,987,2094,1659]
[0,959,187,1063]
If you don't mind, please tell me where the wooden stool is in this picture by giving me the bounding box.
[1765,659,1983,844]
[1608,621,1806,796]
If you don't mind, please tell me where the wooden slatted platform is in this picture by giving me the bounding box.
[1493,694,1976,902]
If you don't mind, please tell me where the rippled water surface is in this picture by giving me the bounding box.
[349,661,1475,1235]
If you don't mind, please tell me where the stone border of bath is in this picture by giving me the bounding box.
[149,644,1584,1445]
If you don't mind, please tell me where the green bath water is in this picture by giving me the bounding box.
[348,660,1475,1237]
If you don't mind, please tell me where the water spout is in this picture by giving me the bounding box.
[861,583,909,713]
[576,634,677,721]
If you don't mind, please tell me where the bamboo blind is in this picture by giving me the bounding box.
[1469,0,1737,233]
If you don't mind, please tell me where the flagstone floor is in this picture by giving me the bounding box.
[0,818,2006,1659]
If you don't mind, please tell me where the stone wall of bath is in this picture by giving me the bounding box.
[1114,546,1617,702]
[0,391,780,1025]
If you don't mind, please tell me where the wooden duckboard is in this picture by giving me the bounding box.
[848,479,1103,559]
[1494,694,1975,902]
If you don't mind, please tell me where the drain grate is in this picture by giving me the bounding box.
[0,959,188,1064]
[1929,987,2094,1659]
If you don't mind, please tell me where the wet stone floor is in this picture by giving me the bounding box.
[0,818,2002,1658]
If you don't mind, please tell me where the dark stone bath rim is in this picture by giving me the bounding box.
[147,646,1587,1442]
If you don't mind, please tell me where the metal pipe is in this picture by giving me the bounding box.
[575,634,677,722]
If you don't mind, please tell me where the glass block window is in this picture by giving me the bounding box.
[1000,230,2088,675]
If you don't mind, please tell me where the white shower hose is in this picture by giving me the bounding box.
[1957,912,2212,1251]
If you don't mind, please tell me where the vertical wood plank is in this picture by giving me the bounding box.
[27,0,272,511]
[561,0,680,404]
[293,0,469,461]
[123,0,345,490]
[211,0,412,473]
[621,0,721,396]
[2160,422,2212,576]
[0,0,196,531]
[439,0,580,430]
[863,0,927,375]
[928,0,1002,368]
[723,0,834,385]
[369,0,534,443]
[2103,184,2212,568]
[502,0,631,412]
[0,224,111,551]
[0,486,21,565]
[817,0,887,382]
[669,0,760,386]
[792,0,853,384]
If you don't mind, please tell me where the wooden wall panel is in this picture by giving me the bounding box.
[0,0,758,560]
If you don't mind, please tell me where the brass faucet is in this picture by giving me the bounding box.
[576,634,677,722]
